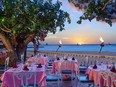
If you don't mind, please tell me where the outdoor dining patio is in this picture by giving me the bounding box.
[0,51,116,87]
[0,0,116,86]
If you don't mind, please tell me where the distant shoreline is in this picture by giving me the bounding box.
[27,44,116,57]
[28,44,116,46]
[27,50,116,57]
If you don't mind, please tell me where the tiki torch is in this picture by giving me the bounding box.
[56,40,62,52]
[99,37,104,53]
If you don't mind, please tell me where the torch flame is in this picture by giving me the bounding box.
[99,37,104,42]
[59,40,62,45]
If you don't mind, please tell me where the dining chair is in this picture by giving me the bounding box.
[59,60,77,87]
[46,62,53,75]
[21,54,24,63]
[25,72,38,87]
[77,57,94,86]
[4,57,10,71]
[46,75,60,87]
[79,56,88,74]
[109,72,116,87]
[77,73,94,87]
[98,71,109,87]
[13,72,24,87]
[0,69,4,75]
[13,72,38,87]
[0,57,9,78]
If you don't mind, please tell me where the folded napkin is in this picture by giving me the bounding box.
[72,57,75,60]
[93,64,97,69]
[13,64,18,68]
[110,66,116,73]
[57,57,60,60]
[63,75,71,79]
[37,64,42,68]
[64,58,67,60]
[23,65,29,71]
[44,54,46,57]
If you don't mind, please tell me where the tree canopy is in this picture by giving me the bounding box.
[0,0,71,61]
[69,0,116,26]
[0,0,70,46]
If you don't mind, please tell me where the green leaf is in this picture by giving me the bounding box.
[0,0,70,43]
[68,0,115,26]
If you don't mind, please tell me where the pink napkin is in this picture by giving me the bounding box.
[57,57,60,60]
[13,64,18,68]
[23,65,29,71]
[93,64,97,69]
[37,64,42,68]
[64,58,67,60]
[72,57,75,60]
[64,75,71,79]
[110,66,116,73]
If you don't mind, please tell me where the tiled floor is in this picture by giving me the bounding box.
[46,80,95,87]
[46,70,96,87]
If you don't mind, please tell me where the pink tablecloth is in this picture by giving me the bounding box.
[86,65,116,87]
[0,53,7,58]
[27,56,49,66]
[1,64,46,87]
[86,69,100,85]
[52,60,79,75]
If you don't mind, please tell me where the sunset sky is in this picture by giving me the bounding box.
[42,0,116,44]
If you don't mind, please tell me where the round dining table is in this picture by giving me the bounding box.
[86,64,116,87]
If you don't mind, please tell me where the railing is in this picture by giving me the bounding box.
[28,51,116,66]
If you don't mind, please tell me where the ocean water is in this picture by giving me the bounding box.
[27,44,116,52]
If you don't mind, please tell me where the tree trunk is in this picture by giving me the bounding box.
[16,34,34,62]
[24,45,27,62]
[0,33,17,66]
[16,44,27,63]
[32,37,38,56]
[0,33,14,52]
[33,42,38,56]
[0,33,34,65]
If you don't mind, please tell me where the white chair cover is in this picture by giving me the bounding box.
[4,57,10,71]
[109,72,116,87]
[21,54,24,63]
[13,72,24,87]
[98,71,109,87]
[59,60,76,87]
[13,72,37,87]
[25,72,37,87]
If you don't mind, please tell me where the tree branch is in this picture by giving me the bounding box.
[0,27,12,33]
[17,7,35,25]
[24,34,34,46]
[102,0,112,10]
[2,24,12,32]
